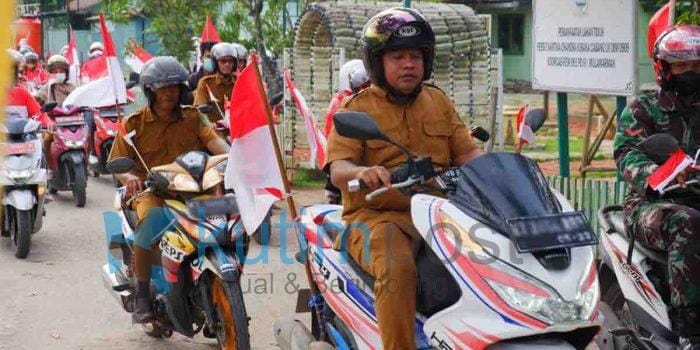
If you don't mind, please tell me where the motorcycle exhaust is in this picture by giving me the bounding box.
[101,264,133,312]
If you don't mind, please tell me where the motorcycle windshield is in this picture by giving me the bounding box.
[450,153,561,236]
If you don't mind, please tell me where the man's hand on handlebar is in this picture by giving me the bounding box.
[121,173,143,198]
[357,166,392,190]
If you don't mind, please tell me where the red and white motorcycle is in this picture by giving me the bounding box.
[276,111,601,349]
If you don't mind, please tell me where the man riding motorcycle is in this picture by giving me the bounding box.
[108,56,230,323]
[187,41,217,92]
[6,49,42,121]
[194,42,237,123]
[22,51,47,91]
[615,25,700,349]
[231,43,248,73]
[36,55,75,105]
[326,8,482,349]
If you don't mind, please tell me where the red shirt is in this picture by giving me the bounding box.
[7,85,51,127]
[23,66,48,88]
[324,90,352,137]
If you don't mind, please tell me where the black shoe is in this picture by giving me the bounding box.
[680,337,700,350]
[132,283,154,324]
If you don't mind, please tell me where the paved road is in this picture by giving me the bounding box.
[0,176,321,350]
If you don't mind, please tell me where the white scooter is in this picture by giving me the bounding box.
[597,133,699,350]
[276,111,601,349]
[0,102,55,258]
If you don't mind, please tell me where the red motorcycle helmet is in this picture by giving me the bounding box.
[653,25,700,90]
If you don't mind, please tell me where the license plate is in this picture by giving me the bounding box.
[506,212,597,253]
[55,115,85,125]
[2,142,35,155]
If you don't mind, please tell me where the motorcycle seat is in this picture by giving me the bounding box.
[599,206,668,265]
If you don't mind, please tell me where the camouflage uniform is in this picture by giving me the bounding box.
[615,89,700,335]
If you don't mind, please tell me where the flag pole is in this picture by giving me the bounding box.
[251,54,321,299]
[669,0,676,26]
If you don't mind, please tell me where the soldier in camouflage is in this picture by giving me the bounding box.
[615,25,700,348]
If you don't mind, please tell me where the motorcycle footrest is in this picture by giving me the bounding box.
[113,283,131,292]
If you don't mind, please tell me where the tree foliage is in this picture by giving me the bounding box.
[639,0,700,25]
[102,0,224,63]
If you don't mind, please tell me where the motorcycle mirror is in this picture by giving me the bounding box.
[41,101,58,112]
[106,157,136,174]
[525,108,547,133]
[187,196,239,217]
[333,112,390,142]
[470,126,490,143]
[197,104,213,115]
[638,133,680,165]
[268,91,284,107]
[125,81,138,89]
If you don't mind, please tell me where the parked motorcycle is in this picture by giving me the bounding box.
[103,150,251,349]
[0,102,55,258]
[88,105,124,179]
[597,133,699,350]
[275,111,601,349]
[47,105,89,207]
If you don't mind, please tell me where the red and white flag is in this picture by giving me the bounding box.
[66,26,80,85]
[284,70,327,169]
[124,42,153,74]
[647,148,694,191]
[64,13,127,108]
[224,55,284,234]
[516,104,536,146]
[648,2,672,58]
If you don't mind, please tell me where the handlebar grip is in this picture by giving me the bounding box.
[348,179,366,193]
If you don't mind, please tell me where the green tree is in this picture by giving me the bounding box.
[219,0,292,92]
[640,0,700,25]
[102,0,224,63]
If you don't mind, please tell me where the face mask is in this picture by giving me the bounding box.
[26,63,35,70]
[53,73,66,83]
[203,58,214,72]
[670,71,700,96]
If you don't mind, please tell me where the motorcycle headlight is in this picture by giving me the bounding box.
[5,169,34,184]
[444,213,599,325]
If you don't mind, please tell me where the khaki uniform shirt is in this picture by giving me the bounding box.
[193,73,235,123]
[327,84,477,230]
[36,82,75,105]
[108,106,220,180]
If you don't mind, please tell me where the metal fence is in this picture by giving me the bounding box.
[545,176,630,233]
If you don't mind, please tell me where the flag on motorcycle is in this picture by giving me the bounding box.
[648,2,672,58]
[206,85,219,102]
[66,26,80,86]
[516,104,536,146]
[647,148,694,191]
[63,13,127,108]
[123,41,153,74]
[284,70,327,169]
[200,14,221,43]
[224,54,284,234]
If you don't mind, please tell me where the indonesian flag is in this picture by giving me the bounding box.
[516,104,536,146]
[64,13,127,108]
[224,55,284,234]
[124,42,153,74]
[200,14,221,43]
[648,2,672,58]
[66,26,80,85]
[206,85,218,102]
[647,148,694,191]
[284,70,327,169]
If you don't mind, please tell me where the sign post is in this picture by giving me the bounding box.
[532,0,637,177]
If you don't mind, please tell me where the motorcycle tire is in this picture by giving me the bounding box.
[210,276,251,350]
[72,165,87,208]
[252,211,272,246]
[14,209,32,259]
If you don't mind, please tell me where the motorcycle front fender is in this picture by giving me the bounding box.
[3,189,36,211]
[201,248,241,283]
[60,150,85,166]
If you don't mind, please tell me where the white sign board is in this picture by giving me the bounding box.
[532,0,637,95]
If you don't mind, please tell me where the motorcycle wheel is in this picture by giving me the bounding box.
[72,165,87,208]
[210,276,250,350]
[13,209,32,259]
[252,210,272,246]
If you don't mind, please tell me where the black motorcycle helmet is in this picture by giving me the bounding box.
[139,56,190,106]
[362,7,435,90]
